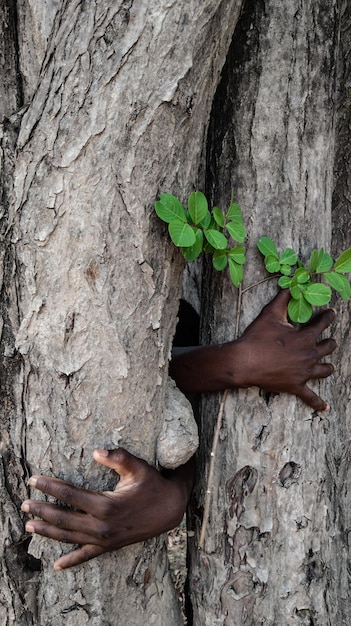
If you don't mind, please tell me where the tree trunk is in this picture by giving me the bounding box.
[2,1,351,625]
[188,1,351,624]
[0,1,243,624]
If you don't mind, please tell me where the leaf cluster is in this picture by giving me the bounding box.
[155,191,247,287]
[257,237,351,322]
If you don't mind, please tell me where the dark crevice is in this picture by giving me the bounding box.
[186,0,263,621]
[13,0,25,109]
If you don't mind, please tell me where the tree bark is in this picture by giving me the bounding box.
[2,1,351,625]
[1,1,243,624]
[188,1,350,624]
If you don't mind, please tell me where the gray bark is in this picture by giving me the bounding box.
[2,1,351,625]
[0,1,243,625]
[188,1,351,624]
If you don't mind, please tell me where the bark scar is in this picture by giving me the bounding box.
[226,465,258,519]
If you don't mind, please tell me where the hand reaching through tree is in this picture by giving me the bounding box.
[21,448,193,570]
[170,290,336,411]
[233,289,336,410]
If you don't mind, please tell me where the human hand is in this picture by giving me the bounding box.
[22,448,190,570]
[235,289,336,410]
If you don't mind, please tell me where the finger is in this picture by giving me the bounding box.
[21,500,94,533]
[309,362,336,380]
[316,337,337,358]
[28,475,100,514]
[54,545,106,571]
[25,520,96,546]
[297,384,329,412]
[93,448,151,482]
[304,308,336,338]
[262,289,290,322]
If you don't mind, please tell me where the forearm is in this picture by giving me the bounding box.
[170,342,246,394]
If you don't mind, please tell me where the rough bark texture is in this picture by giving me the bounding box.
[328,2,351,624]
[188,1,350,624]
[2,1,351,625]
[0,1,243,625]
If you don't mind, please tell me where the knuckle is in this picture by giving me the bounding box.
[328,338,337,351]
[96,523,113,543]
[307,347,319,362]
[57,485,74,502]
[99,497,115,519]
[52,512,66,528]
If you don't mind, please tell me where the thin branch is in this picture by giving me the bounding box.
[241,274,279,294]
[198,388,228,550]
[199,284,243,551]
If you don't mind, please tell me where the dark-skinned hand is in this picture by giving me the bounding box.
[22,448,191,570]
[234,289,336,411]
[170,289,336,411]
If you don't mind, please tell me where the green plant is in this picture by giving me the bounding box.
[257,237,351,322]
[155,190,351,323]
[154,191,246,287]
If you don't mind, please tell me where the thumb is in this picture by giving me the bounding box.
[263,289,290,322]
[93,448,150,481]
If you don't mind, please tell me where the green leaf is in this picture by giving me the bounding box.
[207,216,217,230]
[188,191,208,225]
[212,250,228,271]
[316,249,333,273]
[265,255,281,273]
[257,236,279,259]
[212,206,225,228]
[325,272,351,300]
[225,221,247,243]
[278,275,292,289]
[228,245,246,265]
[294,267,310,284]
[279,248,298,266]
[309,249,319,273]
[334,248,351,273]
[203,240,215,254]
[288,295,313,323]
[182,229,203,261]
[228,258,244,287]
[280,264,292,276]
[303,283,332,306]
[290,283,304,299]
[155,194,186,223]
[226,203,243,222]
[199,211,211,229]
[168,220,196,247]
[204,229,228,250]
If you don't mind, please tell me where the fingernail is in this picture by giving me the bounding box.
[26,522,35,533]
[28,476,38,487]
[321,403,330,413]
[21,502,30,512]
[95,449,108,457]
[54,564,62,571]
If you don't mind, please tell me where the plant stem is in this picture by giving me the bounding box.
[198,388,228,551]
[241,274,279,294]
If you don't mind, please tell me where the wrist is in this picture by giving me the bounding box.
[164,457,195,506]
[214,339,251,390]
